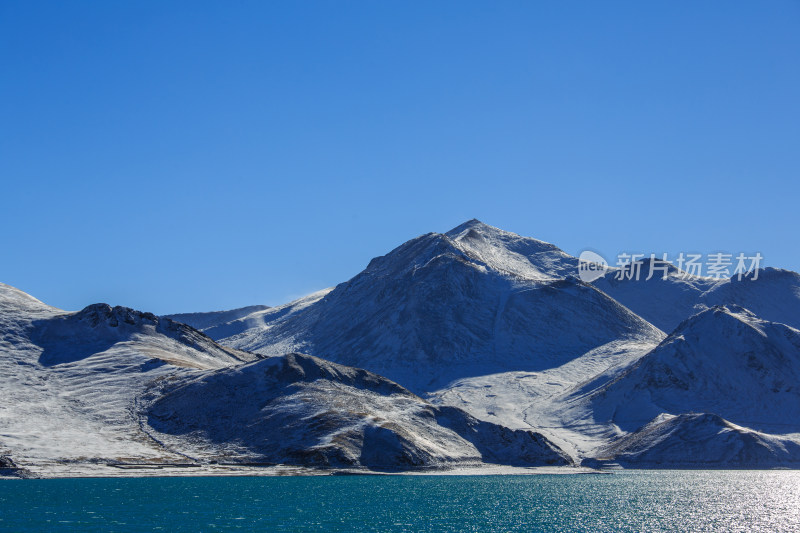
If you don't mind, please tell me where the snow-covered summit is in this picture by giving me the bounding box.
[444,219,577,280]
[350,220,576,285]
[215,221,661,391]
[31,302,256,369]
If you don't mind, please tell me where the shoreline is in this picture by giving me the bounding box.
[0,463,604,479]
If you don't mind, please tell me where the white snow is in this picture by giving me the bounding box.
[214,220,662,393]
[3,220,800,475]
[0,284,257,476]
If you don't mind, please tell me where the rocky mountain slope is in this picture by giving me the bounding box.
[145,353,570,469]
[0,281,572,476]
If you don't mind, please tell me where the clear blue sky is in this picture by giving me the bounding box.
[2,1,798,314]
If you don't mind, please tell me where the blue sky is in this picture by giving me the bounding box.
[2,1,799,314]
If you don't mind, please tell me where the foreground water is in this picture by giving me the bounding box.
[1,471,799,532]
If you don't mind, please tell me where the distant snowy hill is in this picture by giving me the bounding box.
[202,288,332,342]
[594,264,800,333]
[593,259,721,333]
[165,305,270,332]
[145,353,570,469]
[215,220,662,392]
[703,268,800,330]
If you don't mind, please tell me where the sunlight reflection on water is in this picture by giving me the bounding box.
[1,470,799,532]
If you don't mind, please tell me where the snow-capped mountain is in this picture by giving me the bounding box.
[4,220,800,474]
[590,305,800,433]
[0,283,260,476]
[181,221,800,468]
[213,220,662,392]
[145,353,570,469]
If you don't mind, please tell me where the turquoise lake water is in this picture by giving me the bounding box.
[1,471,799,532]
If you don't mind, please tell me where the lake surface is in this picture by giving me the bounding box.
[1,471,799,532]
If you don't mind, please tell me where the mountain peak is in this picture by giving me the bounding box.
[594,301,800,433]
[445,220,562,251]
[670,304,759,337]
[728,266,800,284]
[445,218,493,235]
[357,221,579,287]
[74,303,160,329]
[446,219,526,243]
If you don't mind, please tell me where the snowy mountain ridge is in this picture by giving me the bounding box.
[210,220,662,392]
[3,220,800,475]
[594,262,800,333]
